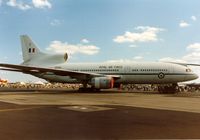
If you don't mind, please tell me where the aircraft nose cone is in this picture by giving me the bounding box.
[194,73,199,79]
[185,73,199,81]
[188,73,199,80]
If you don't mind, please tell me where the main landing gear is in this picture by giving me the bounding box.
[78,83,101,92]
[158,83,179,94]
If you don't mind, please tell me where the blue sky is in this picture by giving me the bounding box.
[1,0,200,82]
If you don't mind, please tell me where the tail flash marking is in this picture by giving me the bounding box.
[20,35,41,62]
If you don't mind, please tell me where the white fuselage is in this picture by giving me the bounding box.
[34,62,198,84]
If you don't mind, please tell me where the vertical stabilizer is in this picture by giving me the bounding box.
[20,35,42,62]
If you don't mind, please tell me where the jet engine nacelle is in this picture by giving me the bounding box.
[91,77,114,89]
[42,53,68,64]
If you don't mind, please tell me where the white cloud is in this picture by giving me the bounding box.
[50,19,61,26]
[113,26,165,43]
[46,41,100,55]
[162,42,200,65]
[191,16,197,21]
[160,43,200,64]
[186,43,200,51]
[159,57,186,63]
[32,0,51,9]
[129,44,138,48]
[0,0,2,6]
[179,20,190,28]
[182,52,200,63]
[6,0,31,10]
[105,59,136,63]
[81,39,90,44]
[4,0,52,10]
[133,56,143,60]
[105,56,143,63]
[182,43,200,63]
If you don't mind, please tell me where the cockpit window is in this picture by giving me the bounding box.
[186,68,192,72]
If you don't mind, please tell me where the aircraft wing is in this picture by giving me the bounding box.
[0,63,121,80]
[162,61,200,67]
[186,64,200,66]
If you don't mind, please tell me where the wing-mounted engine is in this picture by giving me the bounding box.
[90,77,114,89]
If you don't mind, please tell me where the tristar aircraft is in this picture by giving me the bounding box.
[0,35,199,93]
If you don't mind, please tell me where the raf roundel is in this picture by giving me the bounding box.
[158,72,165,79]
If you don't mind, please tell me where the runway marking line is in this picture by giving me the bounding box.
[0,106,42,113]
[60,105,114,112]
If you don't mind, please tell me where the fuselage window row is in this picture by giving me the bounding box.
[71,69,168,72]
[72,69,120,72]
[137,69,168,72]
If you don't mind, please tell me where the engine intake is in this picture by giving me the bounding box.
[91,77,114,89]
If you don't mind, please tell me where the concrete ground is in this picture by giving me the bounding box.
[0,91,200,139]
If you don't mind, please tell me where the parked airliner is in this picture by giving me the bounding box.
[0,35,198,93]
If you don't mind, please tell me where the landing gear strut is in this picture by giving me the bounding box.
[158,83,179,94]
[78,83,101,92]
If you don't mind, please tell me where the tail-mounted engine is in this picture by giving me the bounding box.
[40,53,68,64]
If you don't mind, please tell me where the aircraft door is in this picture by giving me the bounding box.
[124,66,132,73]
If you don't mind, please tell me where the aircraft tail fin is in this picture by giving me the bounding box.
[20,35,68,66]
[20,35,43,63]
